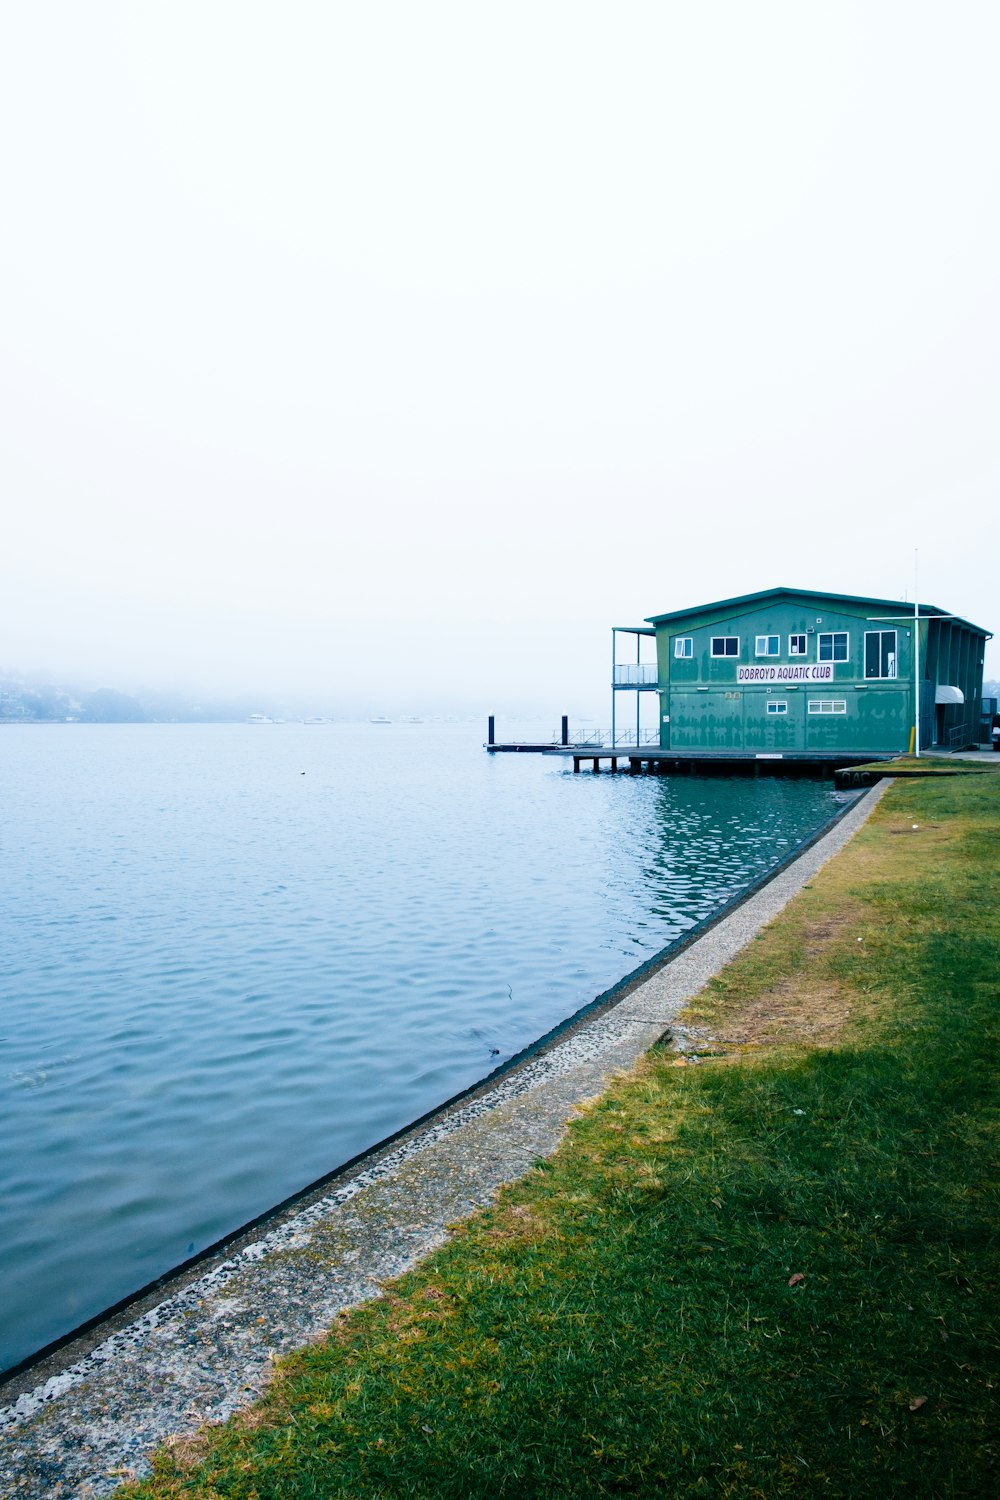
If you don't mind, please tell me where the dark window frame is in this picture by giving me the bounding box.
[864,629,898,680]
[710,636,740,658]
[818,631,849,663]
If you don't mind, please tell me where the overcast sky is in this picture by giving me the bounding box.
[2,1,997,716]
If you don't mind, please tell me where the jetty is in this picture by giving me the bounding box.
[485,717,892,781]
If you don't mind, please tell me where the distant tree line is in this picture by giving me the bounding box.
[0,678,266,723]
[0,682,152,722]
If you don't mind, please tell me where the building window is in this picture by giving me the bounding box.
[711,636,739,657]
[788,634,807,656]
[864,629,897,679]
[766,700,788,715]
[818,632,848,662]
[808,699,847,714]
[674,637,693,659]
[755,635,779,656]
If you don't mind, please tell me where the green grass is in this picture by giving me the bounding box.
[846,754,997,777]
[121,775,1000,1499]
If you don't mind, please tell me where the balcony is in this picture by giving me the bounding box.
[612,663,659,688]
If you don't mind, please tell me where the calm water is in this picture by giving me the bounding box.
[1,724,841,1372]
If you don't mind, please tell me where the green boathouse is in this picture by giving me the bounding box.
[613,588,991,757]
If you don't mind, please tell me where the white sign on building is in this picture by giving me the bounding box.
[736,664,835,684]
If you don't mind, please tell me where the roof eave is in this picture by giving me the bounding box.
[645,586,990,635]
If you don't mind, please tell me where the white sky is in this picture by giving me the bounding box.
[1,1,998,716]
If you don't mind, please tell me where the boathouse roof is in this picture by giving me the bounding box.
[645,587,991,638]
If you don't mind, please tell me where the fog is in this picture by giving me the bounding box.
[1,2,997,719]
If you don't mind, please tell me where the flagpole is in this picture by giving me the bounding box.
[914,550,920,759]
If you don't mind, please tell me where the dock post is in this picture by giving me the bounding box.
[561,715,569,746]
[488,715,495,746]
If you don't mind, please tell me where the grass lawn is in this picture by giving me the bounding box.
[844,755,998,777]
[120,772,1000,1499]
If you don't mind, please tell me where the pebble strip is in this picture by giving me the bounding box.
[0,783,888,1497]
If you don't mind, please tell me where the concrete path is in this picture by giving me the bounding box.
[0,783,888,1498]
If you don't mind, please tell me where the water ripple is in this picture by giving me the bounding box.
[0,723,839,1371]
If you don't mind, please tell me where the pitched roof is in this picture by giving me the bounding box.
[645,587,990,636]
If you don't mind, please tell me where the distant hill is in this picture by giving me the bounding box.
[0,675,269,723]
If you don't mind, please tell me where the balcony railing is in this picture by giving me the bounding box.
[948,719,978,749]
[612,663,658,687]
[574,727,660,747]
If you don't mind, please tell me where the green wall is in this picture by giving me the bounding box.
[653,595,917,754]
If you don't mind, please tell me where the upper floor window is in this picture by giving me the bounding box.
[788,634,807,656]
[674,637,693,659]
[755,635,779,657]
[818,631,848,663]
[711,636,739,657]
[864,629,897,679]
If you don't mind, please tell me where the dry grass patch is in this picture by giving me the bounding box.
[677,901,865,1060]
[159,1429,217,1470]
[711,977,851,1049]
[481,1202,548,1245]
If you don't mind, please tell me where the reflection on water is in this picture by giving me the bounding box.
[0,724,840,1371]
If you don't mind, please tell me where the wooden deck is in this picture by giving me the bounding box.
[486,742,895,781]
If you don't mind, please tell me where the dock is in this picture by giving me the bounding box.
[486,731,892,785]
[497,746,892,779]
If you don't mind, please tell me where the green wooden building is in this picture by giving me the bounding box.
[614,588,991,757]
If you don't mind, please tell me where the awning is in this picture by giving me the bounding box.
[935,684,964,705]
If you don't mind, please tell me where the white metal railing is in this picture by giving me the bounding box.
[612,663,658,686]
[572,727,660,747]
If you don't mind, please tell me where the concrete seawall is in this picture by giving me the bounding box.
[0,781,889,1497]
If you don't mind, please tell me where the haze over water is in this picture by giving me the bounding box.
[2,723,843,1373]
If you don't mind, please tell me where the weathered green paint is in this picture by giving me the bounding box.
[646,589,989,755]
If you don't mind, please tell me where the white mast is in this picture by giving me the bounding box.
[914,549,920,759]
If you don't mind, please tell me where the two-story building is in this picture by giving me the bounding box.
[615,588,990,757]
